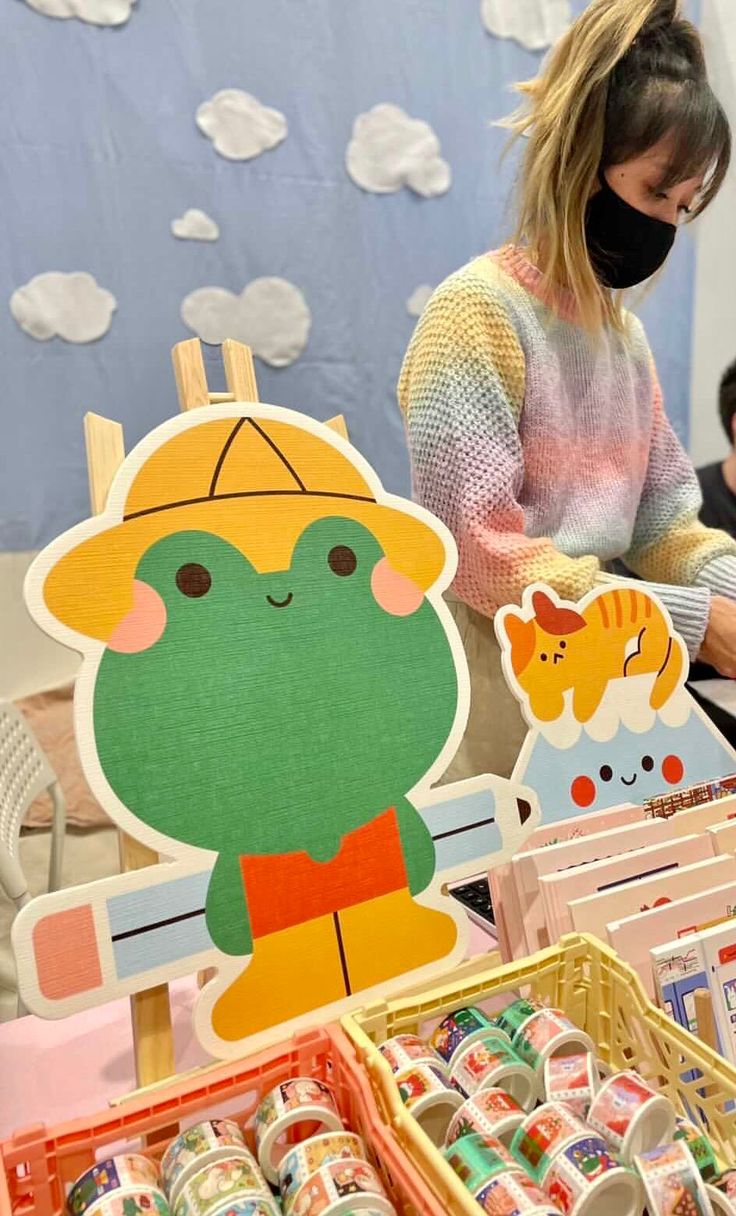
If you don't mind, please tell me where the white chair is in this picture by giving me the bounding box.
[0,699,66,913]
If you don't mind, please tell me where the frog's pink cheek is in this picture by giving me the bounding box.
[107,580,167,654]
[370,558,424,617]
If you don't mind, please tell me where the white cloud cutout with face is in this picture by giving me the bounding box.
[171,209,220,242]
[196,90,288,161]
[10,272,117,343]
[346,104,451,197]
[20,0,136,24]
[181,278,311,368]
[406,285,435,317]
[480,0,571,52]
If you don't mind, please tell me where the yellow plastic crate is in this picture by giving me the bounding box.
[342,932,736,1216]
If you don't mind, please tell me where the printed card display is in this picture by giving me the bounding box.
[514,818,682,954]
[539,833,715,947]
[699,920,736,1068]
[569,855,736,945]
[709,820,736,857]
[491,802,641,961]
[12,404,541,1059]
[608,883,736,997]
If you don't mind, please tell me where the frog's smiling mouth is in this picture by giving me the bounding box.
[267,592,293,608]
[621,773,637,786]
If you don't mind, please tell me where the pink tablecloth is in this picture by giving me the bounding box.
[0,920,496,1141]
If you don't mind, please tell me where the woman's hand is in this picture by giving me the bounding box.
[699,595,736,679]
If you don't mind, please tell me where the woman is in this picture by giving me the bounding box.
[399,0,736,781]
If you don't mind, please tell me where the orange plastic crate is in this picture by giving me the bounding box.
[0,1024,441,1216]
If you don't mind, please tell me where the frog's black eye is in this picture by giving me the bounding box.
[642,755,654,772]
[176,563,212,598]
[599,765,613,782]
[540,653,548,662]
[328,545,357,576]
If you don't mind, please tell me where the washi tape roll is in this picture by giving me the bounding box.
[68,1157,163,1216]
[394,1061,464,1146]
[512,1010,595,1076]
[494,998,547,1042]
[255,1077,343,1185]
[588,1071,675,1164]
[450,1034,537,1110]
[674,1118,719,1183]
[172,1156,271,1216]
[289,1159,392,1216]
[198,1202,279,1216]
[85,1191,170,1216]
[472,1170,562,1216]
[634,1140,729,1216]
[378,1034,440,1074]
[443,1132,517,1193]
[162,1121,252,1206]
[278,1133,367,1214]
[430,1007,510,1067]
[510,1103,590,1182]
[543,1053,599,1119]
[445,1089,526,1150]
[543,1133,642,1216]
[715,1171,736,1205]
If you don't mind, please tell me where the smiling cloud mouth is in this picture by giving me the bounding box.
[621,774,637,786]
[266,592,293,608]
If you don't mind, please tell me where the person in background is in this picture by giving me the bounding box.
[697,360,736,535]
[399,0,736,782]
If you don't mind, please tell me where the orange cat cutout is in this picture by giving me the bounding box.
[500,587,683,724]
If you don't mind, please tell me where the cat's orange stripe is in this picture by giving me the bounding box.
[598,597,609,628]
[612,590,622,626]
[645,597,652,618]
[630,589,637,622]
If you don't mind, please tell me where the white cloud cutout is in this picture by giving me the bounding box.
[21,0,136,25]
[407,285,435,317]
[346,104,451,198]
[196,90,288,162]
[181,278,310,368]
[480,0,571,52]
[171,209,220,242]
[10,272,117,343]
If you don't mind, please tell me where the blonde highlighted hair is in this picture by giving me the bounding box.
[504,0,730,330]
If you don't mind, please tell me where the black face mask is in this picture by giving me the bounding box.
[584,175,677,289]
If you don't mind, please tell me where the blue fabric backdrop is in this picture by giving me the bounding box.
[0,0,697,551]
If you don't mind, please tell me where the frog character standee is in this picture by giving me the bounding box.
[27,404,471,1045]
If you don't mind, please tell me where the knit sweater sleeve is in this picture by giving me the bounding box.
[622,355,736,586]
[397,270,600,616]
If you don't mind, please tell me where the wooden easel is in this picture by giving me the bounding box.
[84,338,349,1092]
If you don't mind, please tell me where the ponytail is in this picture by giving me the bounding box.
[503,0,730,331]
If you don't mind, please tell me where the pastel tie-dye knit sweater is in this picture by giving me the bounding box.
[398,246,736,658]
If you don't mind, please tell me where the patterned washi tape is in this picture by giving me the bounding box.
[394,1061,464,1146]
[494,998,547,1042]
[674,1118,719,1182]
[512,1011,595,1075]
[172,1155,271,1216]
[378,1034,440,1074]
[443,1133,517,1193]
[510,1103,589,1182]
[68,1157,163,1216]
[289,1159,392,1216]
[544,1133,641,1216]
[278,1133,367,1214]
[445,1088,526,1150]
[161,1121,251,1205]
[588,1071,675,1163]
[430,1007,509,1066]
[543,1053,599,1120]
[474,1171,561,1216]
[83,1192,170,1216]
[254,1077,343,1185]
[635,1140,714,1216]
[450,1035,537,1110]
